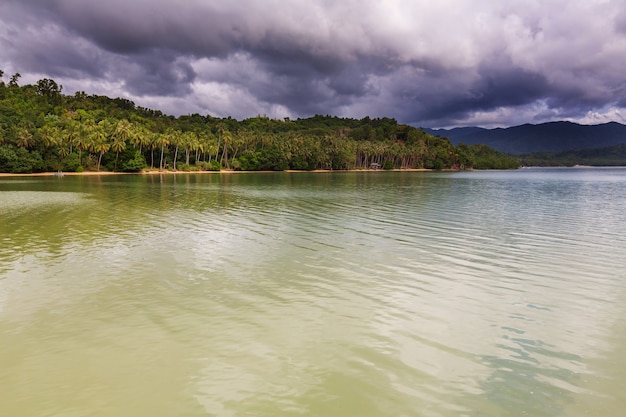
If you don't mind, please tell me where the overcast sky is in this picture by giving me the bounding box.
[1,0,625,128]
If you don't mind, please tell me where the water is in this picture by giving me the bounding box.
[1,168,625,417]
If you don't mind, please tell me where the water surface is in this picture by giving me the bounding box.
[1,169,625,416]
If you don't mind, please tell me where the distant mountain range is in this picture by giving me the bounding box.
[423,121,626,154]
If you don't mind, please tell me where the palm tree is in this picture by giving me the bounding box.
[156,132,170,171]
[202,131,218,163]
[15,126,34,149]
[217,123,231,169]
[111,135,126,171]
[147,131,159,169]
[182,131,199,166]
[73,121,92,167]
[135,126,151,155]
[111,120,132,171]
[164,129,181,171]
[16,132,34,149]
[90,123,109,171]
[129,124,144,151]
[38,125,59,149]
[114,119,133,142]
[205,138,218,164]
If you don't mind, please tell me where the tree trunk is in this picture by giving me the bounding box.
[173,145,179,170]
[97,151,104,171]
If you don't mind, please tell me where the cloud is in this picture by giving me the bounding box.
[1,0,625,128]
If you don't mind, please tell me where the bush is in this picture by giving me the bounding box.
[207,160,221,171]
[196,161,209,171]
[0,145,45,173]
[62,152,81,172]
[230,158,242,170]
[121,151,147,172]
[289,155,311,170]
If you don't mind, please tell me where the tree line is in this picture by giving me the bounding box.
[518,144,626,167]
[0,71,519,173]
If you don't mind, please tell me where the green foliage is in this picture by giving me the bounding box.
[519,144,626,166]
[121,151,147,172]
[458,144,520,169]
[207,160,221,171]
[0,72,519,173]
[0,145,45,173]
[62,153,81,172]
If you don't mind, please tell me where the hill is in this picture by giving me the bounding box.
[0,73,519,173]
[424,121,626,154]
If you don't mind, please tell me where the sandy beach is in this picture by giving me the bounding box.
[0,168,433,177]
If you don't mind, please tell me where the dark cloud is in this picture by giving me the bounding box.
[410,66,550,123]
[119,52,196,96]
[1,0,625,128]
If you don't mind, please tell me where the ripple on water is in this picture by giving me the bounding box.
[1,171,626,416]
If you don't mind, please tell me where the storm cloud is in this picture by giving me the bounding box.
[1,0,625,127]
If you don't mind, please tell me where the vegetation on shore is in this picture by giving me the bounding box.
[0,71,519,173]
[519,144,626,167]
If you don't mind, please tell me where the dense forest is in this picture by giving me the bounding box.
[0,71,519,173]
[519,144,626,167]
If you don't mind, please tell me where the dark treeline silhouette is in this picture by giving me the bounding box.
[519,144,626,166]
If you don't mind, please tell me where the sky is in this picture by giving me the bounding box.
[1,0,625,128]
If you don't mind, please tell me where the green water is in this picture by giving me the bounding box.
[1,169,625,416]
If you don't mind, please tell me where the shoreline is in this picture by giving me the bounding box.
[0,168,433,178]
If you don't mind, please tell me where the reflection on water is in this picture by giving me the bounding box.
[1,169,626,416]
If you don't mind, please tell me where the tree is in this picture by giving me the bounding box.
[0,145,44,173]
[73,119,92,168]
[182,131,198,166]
[112,119,131,171]
[0,73,520,173]
[15,126,34,149]
[166,129,182,170]
[38,125,59,149]
[89,122,110,171]
[36,78,63,104]
[156,132,170,171]
[133,125,151,154]
[121,151,146,172]
[9,73,21,88]
[147,131,159,168]
[217,123,231,169]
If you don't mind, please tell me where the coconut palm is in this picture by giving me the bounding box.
[111,120,132,171]
[38,125,60,149]
[15,126,34,149]
[147,131,159,169]
[89,123,110,171]
[164,129,182,171]
[182,131,199,166]
[73,120,93,167]
[217,123,232,169]
[155,132,170,171]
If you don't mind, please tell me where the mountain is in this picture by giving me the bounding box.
[423,121,626,154]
